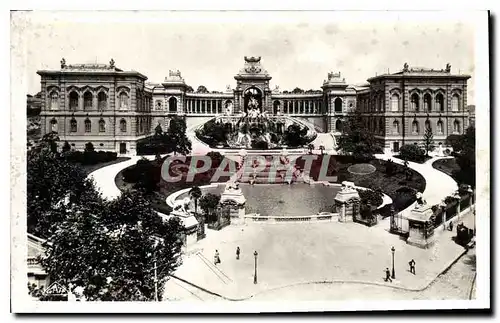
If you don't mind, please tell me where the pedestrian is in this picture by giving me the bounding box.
[214,250,221,265]
[236,246,240,260]
[384,268,392,282]
[409,259,416,275]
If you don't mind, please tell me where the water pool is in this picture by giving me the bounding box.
[196,183,340,217]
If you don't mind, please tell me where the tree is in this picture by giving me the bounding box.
[85,142,95,152]
[27,148,88,238]
[196,85,208,93]
[446,134,463,153]
[336,110,381,162]
[154,123,163,137]
[423,125,435,156]
[133,158,161,194]
[292,87,304,94]
[399,144,425,163]
[186,86,194,93]
[40,190,184,301]
[454,126,475,187]
[199,193,221,223]
[62,141,72,153]
[307,144,315,155]
[189,186,202,216]
[165,116,192,155]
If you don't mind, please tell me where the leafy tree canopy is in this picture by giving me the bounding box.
[40,190,184,301]
[336,111,382,162]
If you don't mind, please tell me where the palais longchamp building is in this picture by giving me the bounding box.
[36,56,474,154]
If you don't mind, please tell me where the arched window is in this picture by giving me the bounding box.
[169,97,177,112]
[50,118,58,133]
[99,119,106,133]
[393,120,400,134]
[83,92,93,110]
[69,92,79,110]
[49,91,59,110]
[98,92,107,111]
[120,119,127,133]
[437,120,444,134]
[156,100,162,110]
[453,120,461,133]
[435,93,444,112]
[451,94,460,112]
[334,98,342,113]
[410,93,420,112]
[390,94,400,112]
[379,119,384,133]
[335,119,343,132]
[119,92,129,109]
[84,119,91,133]
[412,120,419,134]
[424,93,432,112]
[70,118,77,133]
[379,96,384,112]
[425,120,431,131]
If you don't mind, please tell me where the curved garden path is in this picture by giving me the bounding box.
[373,154,459,230]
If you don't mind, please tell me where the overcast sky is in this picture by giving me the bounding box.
[14,11,477,102]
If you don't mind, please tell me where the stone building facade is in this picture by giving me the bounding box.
[357,63,471,153]
[37,57,472,154]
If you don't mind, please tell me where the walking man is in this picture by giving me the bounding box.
[236,246,241,260]
[384,268,392,282]
[409,259,416,275]
[214,250,221,265]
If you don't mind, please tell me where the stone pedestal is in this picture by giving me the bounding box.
[334,181,360,223]
[220,182,246,225]
[406,204,435,249]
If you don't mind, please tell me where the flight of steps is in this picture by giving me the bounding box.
[237,155,304,184]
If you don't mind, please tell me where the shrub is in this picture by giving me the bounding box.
[84,142,95,152]
[62,141,71,153]
[392,187,416,212]
[385,159,396,176]
[357,188,384,207]
[399,144,426,162]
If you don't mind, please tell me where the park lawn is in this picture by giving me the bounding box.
[115,155,237,215]
[393,154,432,164]
[432,158,460,177]
[296,155,426,213]
[81,157,131,176]
[336,157,426,212]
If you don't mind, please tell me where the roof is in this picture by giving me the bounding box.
[367,64,471,82]
[37,59,147,80]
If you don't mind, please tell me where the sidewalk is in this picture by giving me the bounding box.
[164,211,472,301]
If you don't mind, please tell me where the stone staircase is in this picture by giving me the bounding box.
[237,155,304,184]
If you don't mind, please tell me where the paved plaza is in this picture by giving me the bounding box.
[164,211,473,301]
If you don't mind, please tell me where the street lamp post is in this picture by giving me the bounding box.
[391,246,396,279]
[253,251,258,284]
